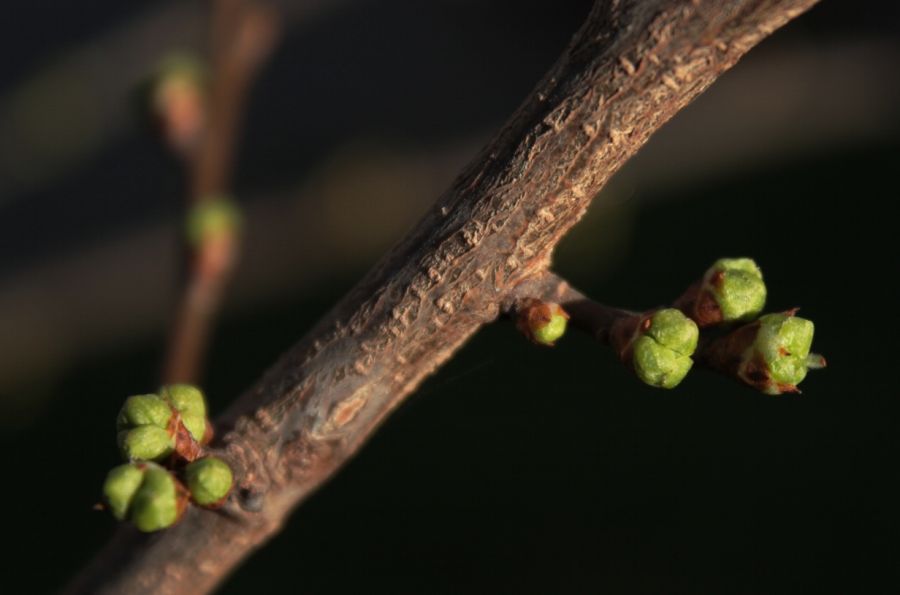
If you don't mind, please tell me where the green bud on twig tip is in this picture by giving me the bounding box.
[748,311,816,394]
[185,457,234,507]
[704,309,824,395]
[102,463,188,531]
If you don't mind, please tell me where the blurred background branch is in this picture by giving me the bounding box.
[162,0,279,384]
[0,0,345,204]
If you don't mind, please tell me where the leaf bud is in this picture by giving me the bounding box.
[515,299,569,346]
[185,456,234,507]
[700,309,824,395]
[611,308,699,389]
[675,258,766,327]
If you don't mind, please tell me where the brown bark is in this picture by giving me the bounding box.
[66,0,820,593]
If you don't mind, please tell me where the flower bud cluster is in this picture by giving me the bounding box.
[513,258,824,394]
[102,385,234,532]
[675,258,824,395]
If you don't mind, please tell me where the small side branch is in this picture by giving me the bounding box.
[509,269,825,395]
[507,271,635,344]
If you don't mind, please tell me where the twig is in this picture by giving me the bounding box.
[66,1,821,593]
[506,270,636,343]
[510,270,825,394]
[162,0,279,384]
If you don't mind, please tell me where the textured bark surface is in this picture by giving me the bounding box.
[67,0,820,593]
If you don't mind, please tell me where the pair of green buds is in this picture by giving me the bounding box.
[103,457,233,532]
[103,385,234,532]
[616,257,766,389]
[518,258,823,394]
[676,258,824,394]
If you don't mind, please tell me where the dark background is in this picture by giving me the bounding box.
[1,1,898,593]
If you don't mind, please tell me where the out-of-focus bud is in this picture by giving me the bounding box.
[675,258,766,327]
[185,197,242,248]
[149,53,207,155]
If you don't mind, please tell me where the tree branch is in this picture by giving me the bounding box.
[67,0,820,592]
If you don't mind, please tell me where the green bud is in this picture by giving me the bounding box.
[116,394,172,432]
[181,412,208,445]
[644,308,699,355]
[160,384,206,417]
[675,257,767,327]
[708,258,766,322]
[103,463,145,521]
[632,309,699,389]
[516,300,569,346]
[118,426,175,462]
[186,197,241,246]
[534,312,567,345]
[160,384,208,443]
[129,465,183,532]
[185,457,234,507]
[101,463,187,531]
[752,312,815,391]
[532,304,568,346]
